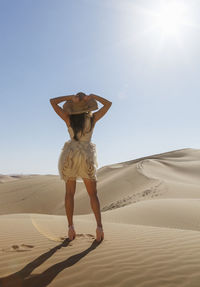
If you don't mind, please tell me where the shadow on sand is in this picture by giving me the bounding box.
[0,238,101,287]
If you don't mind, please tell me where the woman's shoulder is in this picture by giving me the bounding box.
[67,125,74,134]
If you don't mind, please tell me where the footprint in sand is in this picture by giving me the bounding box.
[75,233,95,240]
[60,233,95,242]
[2,244,34,252]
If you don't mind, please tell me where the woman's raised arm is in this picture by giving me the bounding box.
[49,95,75,125]
[49,95,74,105]
[90,94,112,123]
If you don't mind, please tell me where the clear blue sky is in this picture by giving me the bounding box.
[1,0,200,175]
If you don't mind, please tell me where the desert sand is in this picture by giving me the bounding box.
[0,147,200,287]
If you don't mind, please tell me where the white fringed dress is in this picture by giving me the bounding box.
[58,113,98,181]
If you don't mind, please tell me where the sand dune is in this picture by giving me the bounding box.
[0,148,200,286]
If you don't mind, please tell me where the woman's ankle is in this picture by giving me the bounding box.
[97,225,103,228]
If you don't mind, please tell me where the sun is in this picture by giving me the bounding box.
[149,1,190,38]
[115,0,196,55]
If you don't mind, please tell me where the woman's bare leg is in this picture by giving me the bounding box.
[65,178,76,226]
[82,178,103,227]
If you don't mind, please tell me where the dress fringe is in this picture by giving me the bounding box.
[58,139,98,181]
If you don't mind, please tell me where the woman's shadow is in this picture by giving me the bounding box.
[0,238,101,287]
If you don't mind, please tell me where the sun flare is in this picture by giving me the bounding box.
[150,1,190,38]
[119,0,196,52]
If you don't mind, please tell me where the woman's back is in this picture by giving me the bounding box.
[67,113,95,142]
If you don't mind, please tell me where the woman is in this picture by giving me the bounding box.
[50,92,112,242]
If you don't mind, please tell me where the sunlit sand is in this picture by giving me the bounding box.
[0,148,200,286]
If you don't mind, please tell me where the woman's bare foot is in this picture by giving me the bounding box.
[96,226,104,242]
[68,225,76,241]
